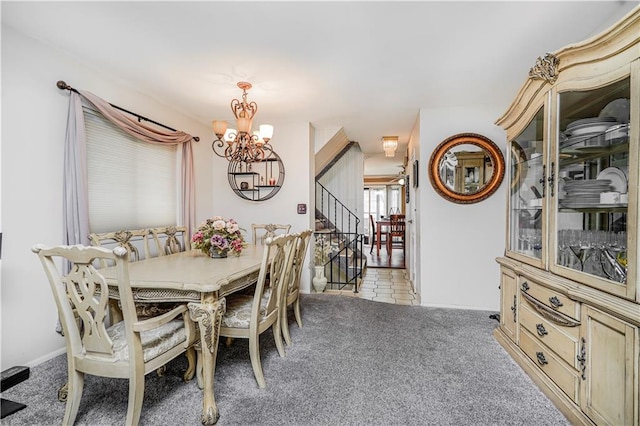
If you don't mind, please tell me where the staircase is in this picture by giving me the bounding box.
[315,181,365,292]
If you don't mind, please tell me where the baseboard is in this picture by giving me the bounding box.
[25,347,66,368]
[493,328,595,426]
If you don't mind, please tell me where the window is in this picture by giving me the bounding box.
[84,108,177,232]
[364,185,403,235]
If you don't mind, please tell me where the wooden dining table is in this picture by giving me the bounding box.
[100,245,268,425]
[376,219,392,255]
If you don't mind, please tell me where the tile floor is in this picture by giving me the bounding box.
[324,267,420,305]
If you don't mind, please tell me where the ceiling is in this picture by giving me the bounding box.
[2,1,637,176]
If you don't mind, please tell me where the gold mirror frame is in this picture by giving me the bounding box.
[428,133,505,204]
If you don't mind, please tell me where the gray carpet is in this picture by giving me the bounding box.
[2,294,570,425]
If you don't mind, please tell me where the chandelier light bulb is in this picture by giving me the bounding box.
[212,120,228,139]
[224,128,236,143]
[259,124,274,142]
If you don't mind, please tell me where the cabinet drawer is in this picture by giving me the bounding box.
[520,328,580,404]
[520,279,580,321]
[519,303,580,368]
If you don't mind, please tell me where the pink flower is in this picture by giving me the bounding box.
[212,219,226,231]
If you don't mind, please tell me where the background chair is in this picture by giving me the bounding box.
[32,244,196,426]
[281,230,313,346]
[88,229,150,268]
[387,214,406,256]
[149,225,189,256]
[219,234,297,388]
[251,224,291,245]
[89,228,172,320]
[369,215,388,254]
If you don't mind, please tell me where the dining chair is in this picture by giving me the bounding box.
[32,244,196,426]
[219,233,297,388]
[89,228,173,321]
[149,225,189,256]
[251,223,291,245]
[369,214,388,254]
[281,229,313,346]
[88,229,151,268]
[387,214,406,256]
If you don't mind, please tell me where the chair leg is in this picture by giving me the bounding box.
[281,304,292,347]
[183,347,196,382]
[274,317,286,358]
[249,334,266,388]
[126,370,145,426]
[293,298,303,328]
[195,346,204,390]
[62,369,84,426]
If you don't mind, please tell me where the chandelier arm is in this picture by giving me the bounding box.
[211,138,230,159]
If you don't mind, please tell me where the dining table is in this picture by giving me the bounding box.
[99,245,268,425]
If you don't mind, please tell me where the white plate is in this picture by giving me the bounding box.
[566,122,617,137]
[597,167,627,193]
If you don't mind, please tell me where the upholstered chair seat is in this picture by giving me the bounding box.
[107,319,187,363]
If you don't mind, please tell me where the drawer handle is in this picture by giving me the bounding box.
[577,337,586,380]
[536,323,548,336]
[536,352,548,365]
[521,282,530,292]
[549,296,563,308]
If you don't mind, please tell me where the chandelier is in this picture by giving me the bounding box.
[382,136,398,157]
[211,82,274,162]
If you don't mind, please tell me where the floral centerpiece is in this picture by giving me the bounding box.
[314,234,332,266]
[191,216,246,258]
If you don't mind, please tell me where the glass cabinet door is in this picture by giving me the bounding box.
[553,78,630,295]
[508,107,546,263]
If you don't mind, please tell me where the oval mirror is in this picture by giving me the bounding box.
[428,133,505,204]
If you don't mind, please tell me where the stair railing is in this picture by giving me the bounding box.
[315,181,365,292]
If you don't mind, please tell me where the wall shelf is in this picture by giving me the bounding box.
[227,149,285,201]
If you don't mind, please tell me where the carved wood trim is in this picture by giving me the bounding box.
[529,53,560,84]
[188,298,226,354]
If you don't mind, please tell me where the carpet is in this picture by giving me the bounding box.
[1,294,570,425]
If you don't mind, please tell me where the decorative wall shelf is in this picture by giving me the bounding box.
[227,149,285,201]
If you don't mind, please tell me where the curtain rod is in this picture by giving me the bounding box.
[56,80,200,142]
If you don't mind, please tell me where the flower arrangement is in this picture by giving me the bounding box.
[191,216,246,257]
[314,234,332,265]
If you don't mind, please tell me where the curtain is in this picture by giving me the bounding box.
[63,90,196,254]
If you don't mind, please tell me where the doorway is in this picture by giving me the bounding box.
[364,185,405,269]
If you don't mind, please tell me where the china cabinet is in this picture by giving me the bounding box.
[454,151,486,193]
[494,7,639,426]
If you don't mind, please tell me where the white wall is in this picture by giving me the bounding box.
[417,106,507,311]
[406,117,421,294]
[318,144,364,233]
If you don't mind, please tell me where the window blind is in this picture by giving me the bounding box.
[84,108,177,233]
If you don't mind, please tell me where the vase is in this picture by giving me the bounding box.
[312,265,327,293]
[209,247,228,258]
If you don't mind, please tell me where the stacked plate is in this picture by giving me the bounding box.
[561,179,613,208]
[562,117,619,148]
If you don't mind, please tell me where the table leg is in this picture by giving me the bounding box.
[376,225,381,255]
[188,297,226,425]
